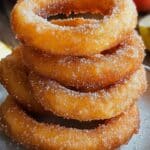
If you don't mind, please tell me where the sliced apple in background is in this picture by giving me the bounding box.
[0,41,12,60]
[139,15,150,51]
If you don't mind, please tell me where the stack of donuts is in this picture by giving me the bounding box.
[0,0,147,149]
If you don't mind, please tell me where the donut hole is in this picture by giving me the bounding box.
[30,111,106,130]
[34,0,114,26]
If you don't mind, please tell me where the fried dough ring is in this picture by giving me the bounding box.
[29,66,147,121]
[0,49,44,114]
[0,50,147,121]
[0,96,139,150]
[21,32,145,91]
[11,0,137,56]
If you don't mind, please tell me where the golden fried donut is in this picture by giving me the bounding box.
[21,31,145,91]
[29,66,147,121]
[0,96,139,150]
[0,49,44,114]
[11,0,137,56]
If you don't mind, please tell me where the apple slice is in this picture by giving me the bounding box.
[139,15,150,51]
[0,41,12,60]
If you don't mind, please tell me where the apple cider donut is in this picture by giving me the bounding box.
[11,0,137,56]
[21,31,145,91]
[29,66,147,121]
[0,96,139,150]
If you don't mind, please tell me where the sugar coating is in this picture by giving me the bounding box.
[12,0,138,56]
[0,97,139,150]
[29,66,147,121]
[0,0,144,149]
[21,31,145,91]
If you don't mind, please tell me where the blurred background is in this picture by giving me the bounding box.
[0,0,149,64]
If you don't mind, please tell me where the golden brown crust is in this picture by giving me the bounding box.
[0,49,44,114]
[29,66,147,121]
[0,51,147,121]
[11,0,137,56]
[0,0,145,149]
[21,31,145,91]
[0,96,139,150]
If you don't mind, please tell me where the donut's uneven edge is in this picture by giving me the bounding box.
[0,50,45,114]
[11,0,137,56]
[0,96,139,150]
[21,31,145,91]
[30,66,147,121]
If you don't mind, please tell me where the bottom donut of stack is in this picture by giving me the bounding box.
[0,96,139,150]
[0,48,147,149]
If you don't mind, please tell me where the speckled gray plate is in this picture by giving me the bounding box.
[0,71,150,150]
